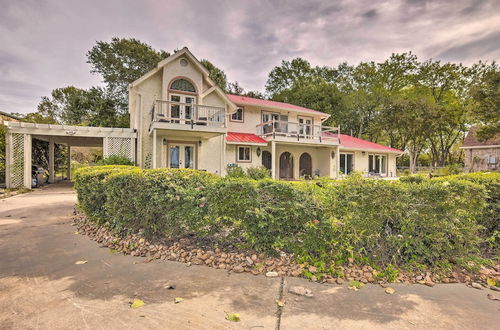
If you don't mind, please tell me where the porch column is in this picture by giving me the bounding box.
[102,137,108,158]
[335,145,340,178]
[328,148,334,178]
[5,132,11,188]
[220,134,226,176]
[48,138,55,183]
[66,145,71,180]
[152,129,157,168]
[23,134,32,189]
[271,141,277,179]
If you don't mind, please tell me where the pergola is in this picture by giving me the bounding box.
[4,121,136,189]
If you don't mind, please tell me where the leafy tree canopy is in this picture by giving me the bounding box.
[200,59,228,92]
[471,70,500,141]
[87,38,170,111]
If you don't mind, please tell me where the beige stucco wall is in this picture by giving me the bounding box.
[129,53,228,170]
[274,144,333,179]
[226,144,260,169]
[226,104,325,135]
[338,149,398,177]
[463,147,499,172]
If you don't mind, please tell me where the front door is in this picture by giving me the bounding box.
[168,143,196,169]
[170,94,195,124]
[279,152,294,180]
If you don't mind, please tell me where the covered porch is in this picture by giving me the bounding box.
[4,122,136,189]
[150,127,226,175]
[269,141,340,180]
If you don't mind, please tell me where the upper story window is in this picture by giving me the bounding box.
[231,108,244,122]
[170,78,196,93]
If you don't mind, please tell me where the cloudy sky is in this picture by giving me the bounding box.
[1,0,499,114]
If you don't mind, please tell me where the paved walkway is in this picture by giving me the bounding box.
[0,182,498,329]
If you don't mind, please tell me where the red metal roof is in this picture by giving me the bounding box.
[227,94,329,117]
[226,132,267,144]
[337,133,404,153]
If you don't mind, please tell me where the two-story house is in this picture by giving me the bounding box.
[129,47,403,179]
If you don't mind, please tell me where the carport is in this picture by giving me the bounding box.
[4,121,136,189]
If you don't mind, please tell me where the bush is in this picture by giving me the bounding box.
[399,174,428,183]
[74,165,138,223]
[96,155,134,166]
[246,166,271,180]
[226,164,246,178]
[432,172,500,251]
[74,167,496,269]
[106,168,217,236]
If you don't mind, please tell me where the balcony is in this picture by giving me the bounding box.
[149,100,226,135]
[256,120,340,145]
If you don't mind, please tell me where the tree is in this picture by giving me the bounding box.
[227,81,265,99]
[227,81,244,95]
[37,86,127,127]
[415,61,470,167]
[265,58,314,96]
[200,59,228,91]
[471,70,500,140]
[37,86,88,124]
[87,38,170,112]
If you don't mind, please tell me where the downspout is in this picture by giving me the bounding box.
[131,86,143,167]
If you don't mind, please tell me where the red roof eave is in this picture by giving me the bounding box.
[226,132,268,145]
[226,94,329,118]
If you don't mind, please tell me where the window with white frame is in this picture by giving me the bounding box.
[340,153,354,174]
[368,154,387,174]
[231,108,244,122]
[237,146,251,162]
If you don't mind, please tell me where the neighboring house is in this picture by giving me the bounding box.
[129,47,403,179]
[461,127,499,172]
[0,111,20,125]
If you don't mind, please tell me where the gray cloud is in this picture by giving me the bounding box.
[362,9,378,19]
[0,0,499,114]
[435,30,500,61]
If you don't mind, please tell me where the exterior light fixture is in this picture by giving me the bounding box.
[256,147,261,157]
[331,151,335,158]
[162,138,168,145]
[198,140,202,146]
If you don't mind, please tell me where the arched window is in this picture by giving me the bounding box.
[279,152,294,180]
[170,78,196,93]
[299,153,312,178]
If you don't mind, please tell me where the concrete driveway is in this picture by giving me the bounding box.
[0,182,499,329]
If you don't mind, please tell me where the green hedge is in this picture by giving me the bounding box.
[400,172,499,251]
[74,167,498,268]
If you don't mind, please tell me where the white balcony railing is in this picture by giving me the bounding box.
[151,100,226,128]
[256,120,340,144]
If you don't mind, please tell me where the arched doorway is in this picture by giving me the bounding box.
[262,150,272,170]
[299,152,312,178]
[279,152,294,180]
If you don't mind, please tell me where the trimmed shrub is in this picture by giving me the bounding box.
[246,166,271,180]
[432,172,500,251]
[74,165,138,223]
[96,155,134,166]
[74,167,497,268]
[226,164,246,178]
[399,174,428,183]
[106,168,217,236]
